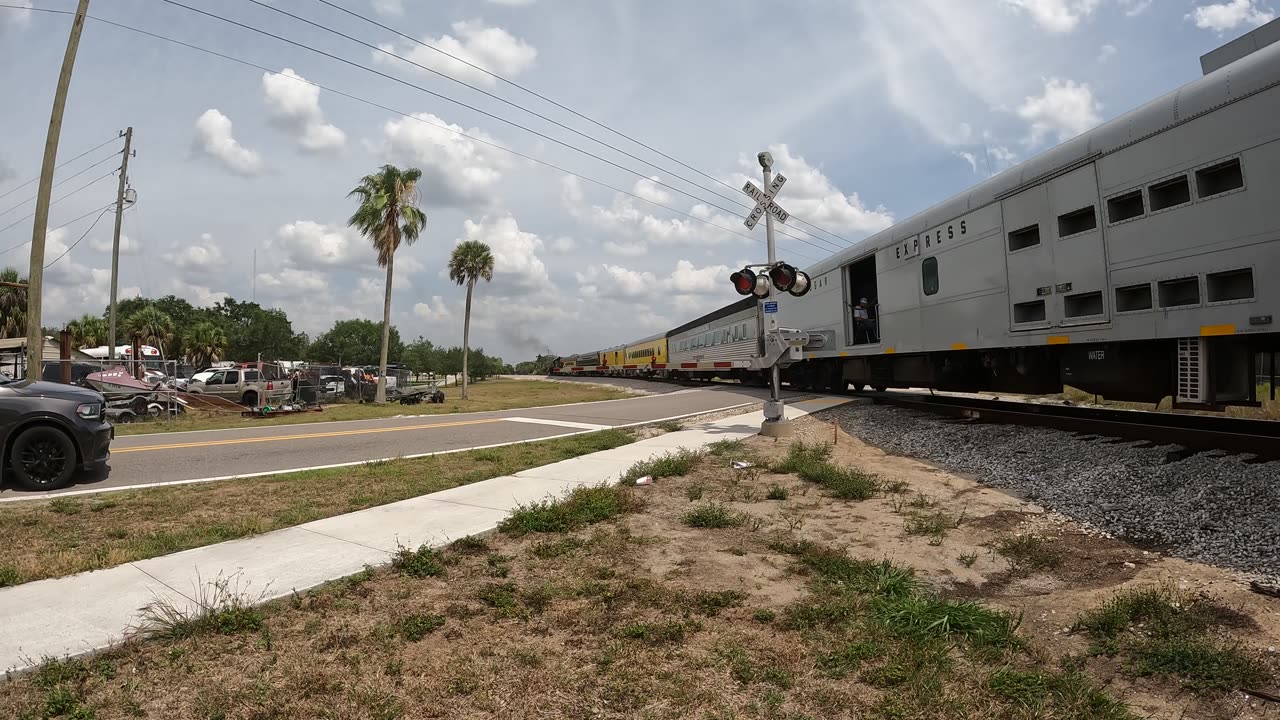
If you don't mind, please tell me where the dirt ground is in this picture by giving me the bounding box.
[1,415,1276,719]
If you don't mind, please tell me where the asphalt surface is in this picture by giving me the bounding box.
[1,378,799,500]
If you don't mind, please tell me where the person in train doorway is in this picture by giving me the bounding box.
[854,298,878,344]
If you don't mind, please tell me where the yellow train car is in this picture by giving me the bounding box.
[620,333,668,375]
[601,345,626,370]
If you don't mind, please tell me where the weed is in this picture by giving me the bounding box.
[753,608,776,623]
[692,589,746,616]
[890,497,907,514]
[772,441,832,474]
[907,493,936,509]
[682,503,745,529]
[995,535,1062,573]
[485,553,512,578]
[686,483,705,501]
[0,564,19,588]
[987,667,1140,719]
[392,543,447,578]
[396,613,445,641]
[775,542,918,597]
[105,528,128,540]
[617,620,695,645]
[48,498,82,515]
[1130,636,1267,692]
[89,498,118,512]
[449,535,491,555]
[706,438,744,456]
[817,641,882,678]
[783,515,804,531]
[529,536,585,559]
[33,656,91,689]
[903,510,962,539]
[780,594,864,631]
[766,485,789,500]
[472,449,502,462]
[500,485,642,535]
[511,647,544,667]
[882,479,910,494]
[476,582,521,617]
[655,420,684,432]
[620,448,703,485]
[762,666,794,689]
[958,552,978,568]
[872,593,1021,651]
[521,583,558,614]
[740,488,757,502]
[137,573,266,640]
[793,461,879,501]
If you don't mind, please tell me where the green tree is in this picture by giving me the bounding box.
[0,266,28,339]
[447,240,495,400]
[514,353,557,375]
[213,298,307,361]
[347,165,427,403]
[123,306,175,356]
[65,314,108,349]
[309,319,403,367]
[183,321,228,370]
[402,336,437,378]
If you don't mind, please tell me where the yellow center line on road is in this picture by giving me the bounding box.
[114,418,507,454]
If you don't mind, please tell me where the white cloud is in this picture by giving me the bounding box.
[374,20,537,87]
[42,227,143,324]
[270,220,363,269]
[378,112,510,207]
[1187,0,1275,31]
[487,0,536,5]
[255,268,329,299]
[1002,0,1102,32]
[412,296,451,322]
[1120,0,1152,15]
[549,236,577,253]
[193,109,264,176]
[954,151,979,173]
[89,233,140,255]
[371,0,403,16]
[575,265,657,300]
[261,68,345,153]
[633,176,673,205]
[1097,44,1117,62]
[164,232,224,272]
[1017,78,1102,145]
[988,145,1019,172]
[666,259,731,295]
[454,215,549,293]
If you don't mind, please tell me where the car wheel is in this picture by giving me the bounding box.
[242,391,259,407]
[10,426,77,491]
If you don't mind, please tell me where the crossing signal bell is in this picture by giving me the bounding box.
[729,264,811,298]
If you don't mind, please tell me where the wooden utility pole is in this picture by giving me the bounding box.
[25,0,92,377]
[108,126,133,360]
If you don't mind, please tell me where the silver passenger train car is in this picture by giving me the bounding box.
[774,24,1280,407]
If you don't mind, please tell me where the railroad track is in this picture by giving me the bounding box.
[866,392,1280,463]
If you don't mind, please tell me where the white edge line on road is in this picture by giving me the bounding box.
[502,417,611,431]
[0,402,757,503]
[114,383,707,439]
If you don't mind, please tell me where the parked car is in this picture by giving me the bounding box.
[0,371,112,491]
[183,367,291,406]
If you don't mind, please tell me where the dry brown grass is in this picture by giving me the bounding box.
[115,379,633,436]
[0,430,633,587]
[2,419,1274,720]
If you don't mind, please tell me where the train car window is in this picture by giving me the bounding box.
[1196,159,1244,198]
[1057,206,1097,237]
[1064,291,1104,318]
[1207,268,1254,302]
[1149,175,1191,211]
[1157,277,1200,307]
[1115,283,1153,312]
[1007,224,1040,252]
[1013,300,1046,324]
[922,257,939,296]
[1107,190,1144,223]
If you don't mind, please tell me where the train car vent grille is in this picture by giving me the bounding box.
[1176,337,1208,404]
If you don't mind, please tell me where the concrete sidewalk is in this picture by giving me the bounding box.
[0,398,849,675]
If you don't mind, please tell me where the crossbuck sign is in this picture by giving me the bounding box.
[742,174,790,230]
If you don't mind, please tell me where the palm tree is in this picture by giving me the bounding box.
[347,165,427,403]
[0,266,28,340]
[123,306,174,357]
[447,240,495,401]
[183,321,228,369]
[65,314,108,349]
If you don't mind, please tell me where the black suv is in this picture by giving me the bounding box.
[0,372,112,491]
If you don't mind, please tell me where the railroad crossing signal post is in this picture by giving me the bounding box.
[745,151,793,438]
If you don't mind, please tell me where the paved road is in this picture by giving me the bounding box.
[1,379,803,500]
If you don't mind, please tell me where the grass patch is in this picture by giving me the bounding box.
[114,378,632,436]
[500,485,642,536]
[620,448,703,485]
[48,498,81,515]
[448,535,491,556]
[1073,586,1267,692]
[0,429,635,587]
[987,667,1137,719]
[616,620,697,645]
[773,440,877,500]
[903,508,964,541]
[528,536,585,559]
[706,438,744,456]
[137,574,265,640]
[681,503,745,529]
[654,420,684,432]
[685,483,705,501]
[995,534,1061,573]
[391,544,447,578]
[690,589,746,616]
[771,440,832,474]
[395,613,445,641]
[765,484,788,501]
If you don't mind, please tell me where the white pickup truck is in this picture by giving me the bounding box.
[184,367,292,407]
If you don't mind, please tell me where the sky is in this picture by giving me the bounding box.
[0,0,1274,363]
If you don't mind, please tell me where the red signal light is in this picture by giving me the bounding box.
[768,264,797,292]
[729,268,757,296]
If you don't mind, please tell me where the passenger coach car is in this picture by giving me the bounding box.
[557,25,1280,408]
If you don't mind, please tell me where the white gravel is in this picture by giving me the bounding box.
[823,403,1280,581]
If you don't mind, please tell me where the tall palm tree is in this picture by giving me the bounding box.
[123,306,174,357]
[0,266,29,340]
[183,321,228,370]
[66,314,108,349]
[347,165,426,403]
[447,240,495,401]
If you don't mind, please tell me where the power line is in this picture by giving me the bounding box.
[0,168,119,237]
[253,0,845,253]
[312,0,855,248]
[0,150,122,219]
[155,0,841,257]
[0,134,119,203]
[0,203,116,258]
[3,5,820,262]
[44,205,112,269]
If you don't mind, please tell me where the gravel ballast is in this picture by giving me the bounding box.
[822,403,1280,580]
